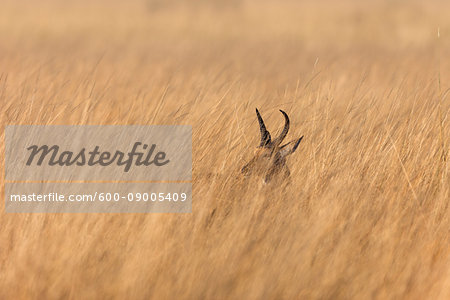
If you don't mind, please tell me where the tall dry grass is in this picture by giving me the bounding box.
[0,0,449,299]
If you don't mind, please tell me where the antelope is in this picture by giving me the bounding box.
[241,108,303,183]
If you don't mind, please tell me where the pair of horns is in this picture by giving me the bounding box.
[256,108,290,148]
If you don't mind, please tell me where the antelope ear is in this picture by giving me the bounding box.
[279,136,303,158]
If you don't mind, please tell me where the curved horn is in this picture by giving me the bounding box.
[256,108,271,147]
[272,110,290,147]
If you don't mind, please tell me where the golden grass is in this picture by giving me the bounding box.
[0,0,449,299]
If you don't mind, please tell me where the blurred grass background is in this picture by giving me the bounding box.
[0,0,449,299]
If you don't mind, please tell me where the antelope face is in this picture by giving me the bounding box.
[241,108,303,183]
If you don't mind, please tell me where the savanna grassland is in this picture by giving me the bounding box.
[0,0,449,299]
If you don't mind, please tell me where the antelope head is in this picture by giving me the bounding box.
[241,108,303,183]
